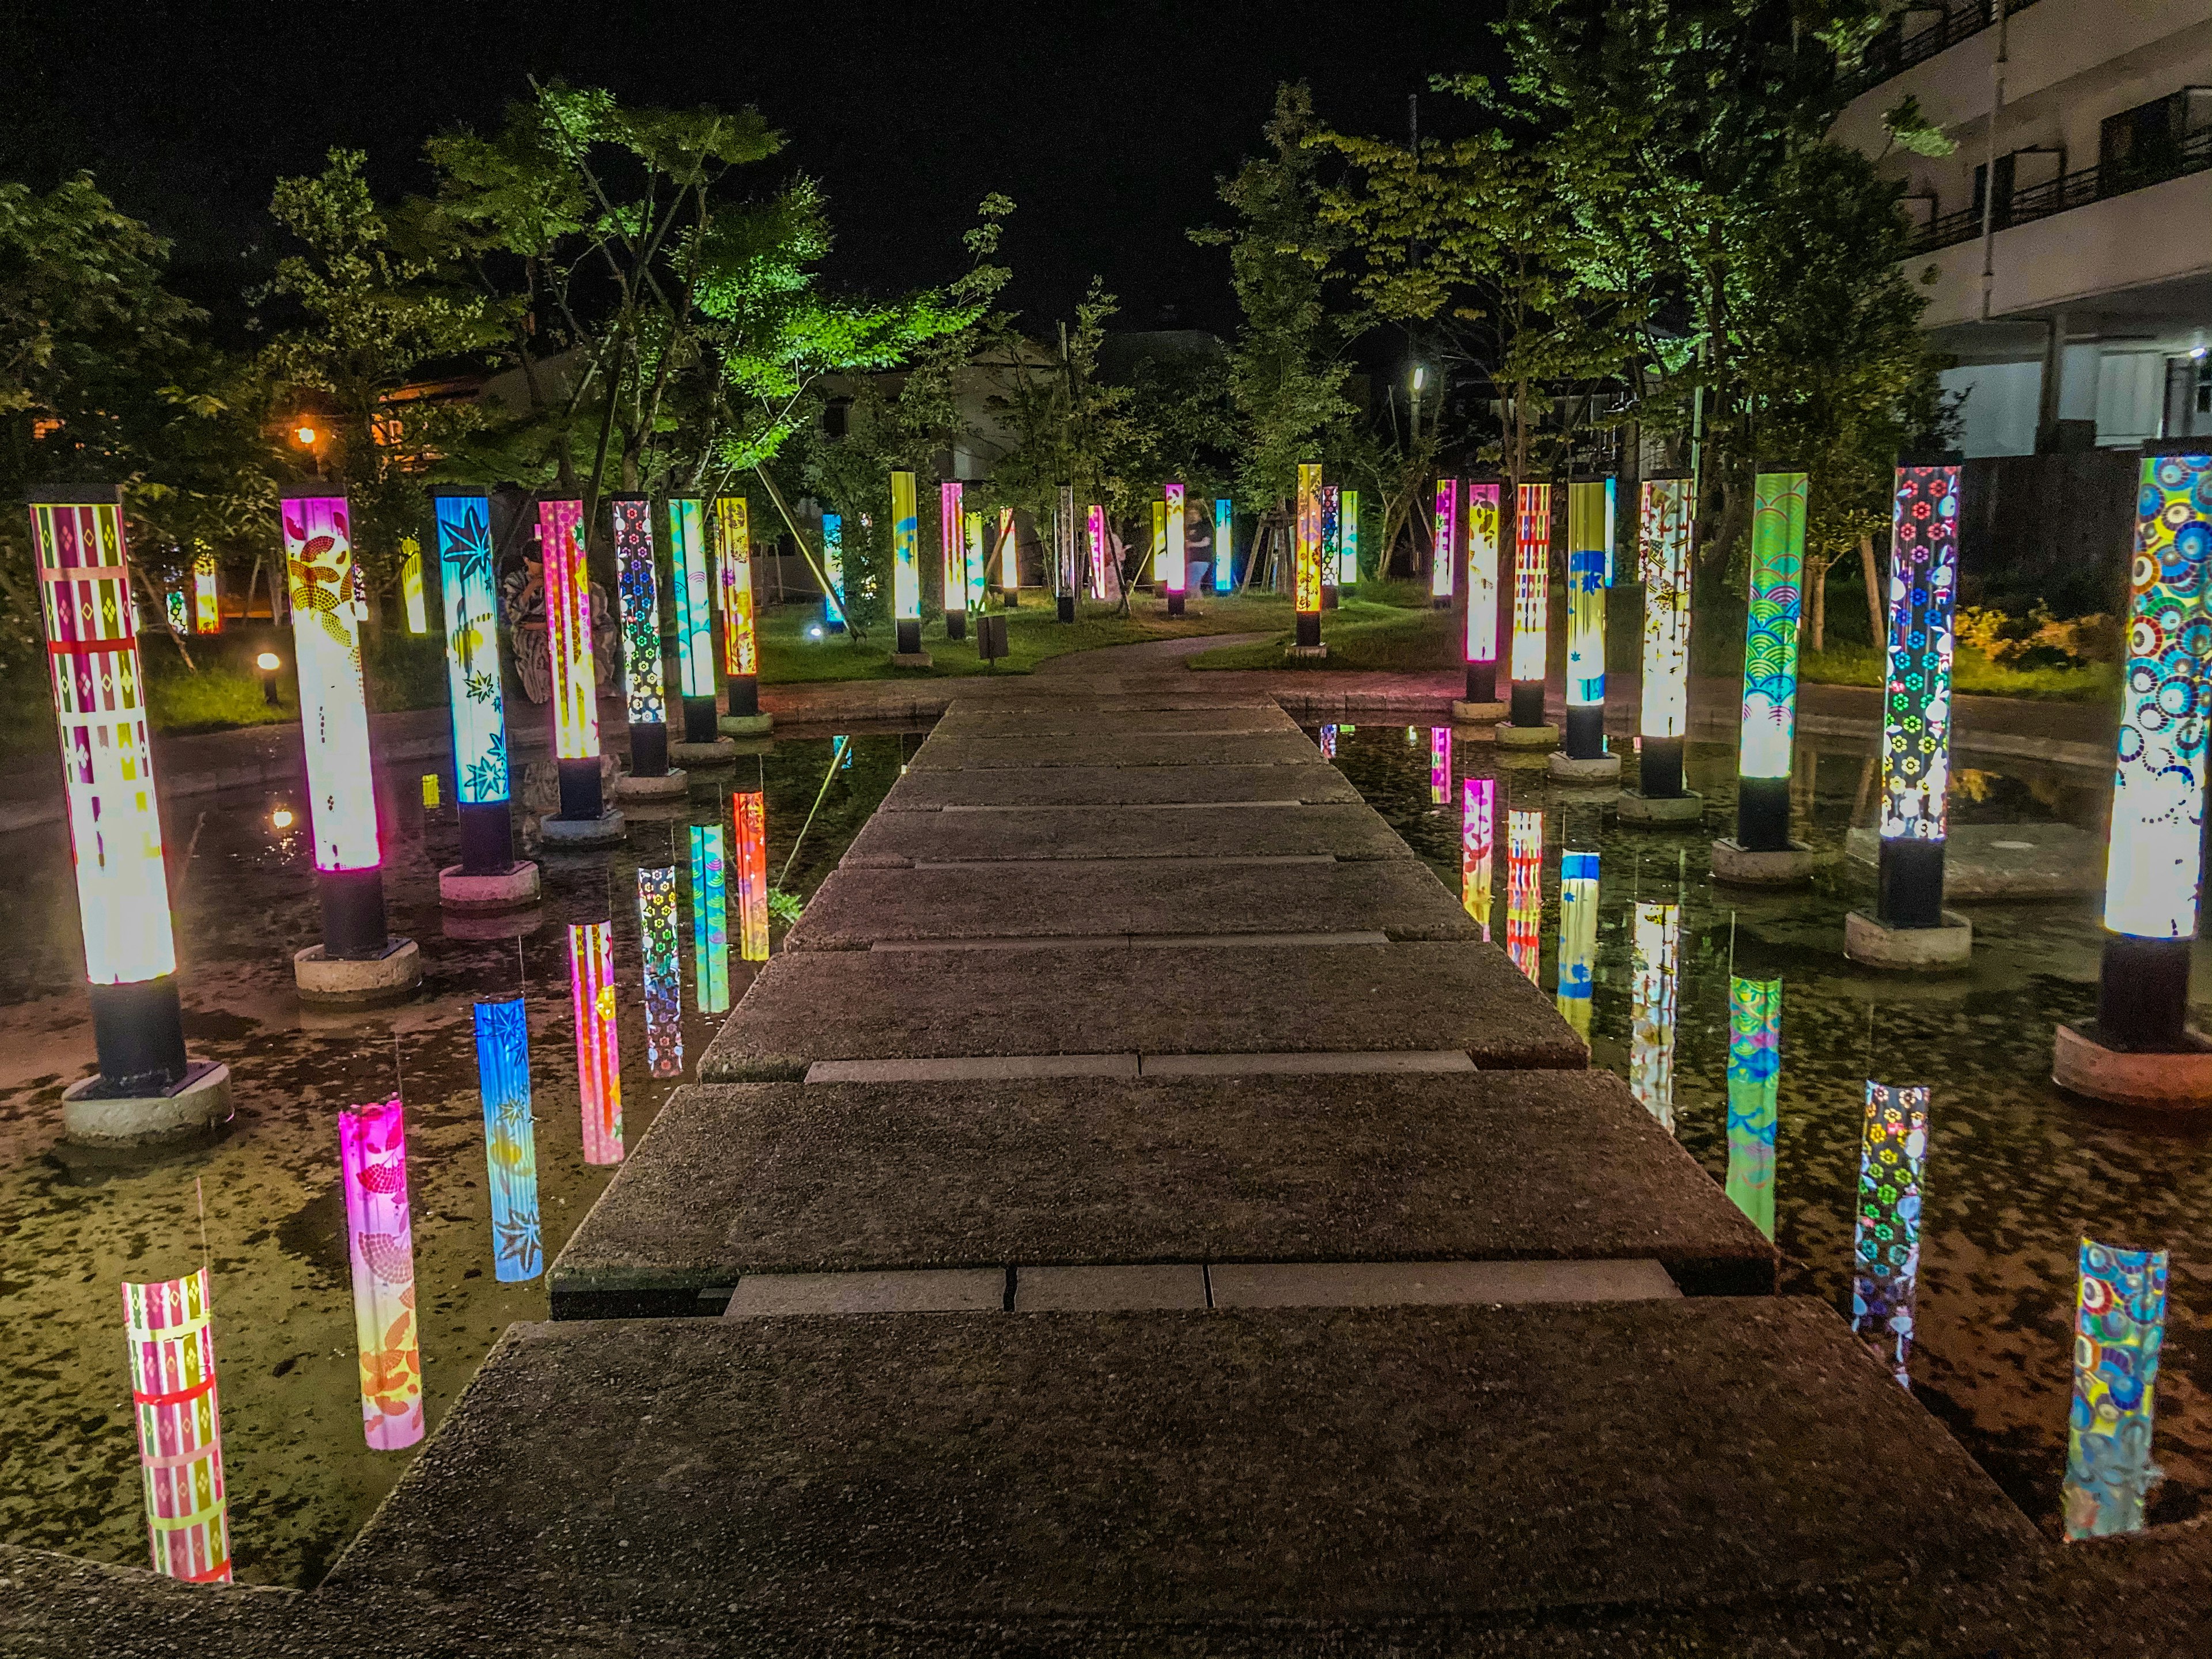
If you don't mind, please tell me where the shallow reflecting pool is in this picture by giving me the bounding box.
[1319,721,2212,1540]
[0,731,911,1585]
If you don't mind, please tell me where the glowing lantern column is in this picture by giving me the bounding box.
[536,498,624,846]
[121,1269,231,1582]
[941,481,967,641]
[398,536,429,634]
[2055,444,2212,1104]
[689,823,730,1014]
[1431,478,1457,609]
[31,492,230,1140]
[1847,459,1972,968]
[1552,479,1620,780]
[1163,483,1188,616]
[191,550,221,634]
[820,512,847,635]
[1319,485,1341,612]
[890,471,929,664]
[1713,469,1817,885]
[964,511,987,616]
[431,488,540,914]
[281,494,422,1003]
[717,497,772,735]
[1291,461,1324,654]
[1498,483,1557,747]
[1214,497,1235,594]
[1055,484,1078,623]
[667,497,732,757]
[1621,476,1701,824]
[997,506,1020,607]
[570,921,623,1164]
[1453,481,1507,719]
[1339,489,1360,597]
[609,495,678,787]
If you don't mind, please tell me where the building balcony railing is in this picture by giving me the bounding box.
[1839,0,2043,102]
[1908,126,2212,253]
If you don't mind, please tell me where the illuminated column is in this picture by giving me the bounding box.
[964,511,986,617]
[998,505,1020,605]
[1628,902,1680,1131]
[472,997,542,1283]
[891,471,925,660]
[121,1270,231,1582]
[941,480,967,641]
[399,535,429,634]
[282,494,420,999]
[717,496,770,733]
[569,921,623,1164]
[1506,483,1554,733]
[1163,482,1187,616]
[1555,847,1597,1041]
[1459,481,1502,709]
[539,498,607,823]
[1293,461,1323,650]
[1339,489,1359,594]
[820,511,847,635]
[191,549,221,634]
[1089,504,1108,599]
[666,497,721,744]
[1460,777,1494,938]
[608,495,673,781]
[1505,806,1543,984]
[1429,725,1450,804]
[1055,483,1078,622]
[1560,479,1611,763]
[337,1096,423,1449]
[1150,501,1165,592]
[688,823,729,1014]
[163,587,188,634]
[734,788,770,963]
[2064,1239,2168,1539]
[1724,976,1782,1240]
[637,864,684,1078]
[1635,476,1694,800]
[2059,445,2212,1088]
[1733,469,1808,851]
[1319,484,1341,612]
[30,493,225,1125]
[1213,497,1234,594]
[1431,478,1457,607]
[1850,1082,1927,1388]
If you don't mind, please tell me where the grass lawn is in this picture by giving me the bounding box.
[755,589,1297,682]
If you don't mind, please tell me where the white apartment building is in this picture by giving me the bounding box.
[1831,0,2212,456]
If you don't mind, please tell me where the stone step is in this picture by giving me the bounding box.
[910,729,1324,769]
[933,703,1299,737]
[883,762,1363,808]
[840,800,1415,866]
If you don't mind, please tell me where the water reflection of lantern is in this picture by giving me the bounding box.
[1508,483,1554,728]
[1629,902,1680,1130]
[398,533,428,634]
[997,506,1019,604]
[282,494,401,960]
[610,495,670,778]
[1464,482,1501,704]
[2064,1238,2168,1539]
[1429,726,1450,804]
[1850,1082,1927,1388]
[1213,497,1234,595]
[1294,461,1323,649]
[1089,503,1108,599]
[1555,847,1597,1039]
[1563,479,1611,762]
[941,481,967,641]
[1318,724,1338,761]
[121,1269,230,1582]
[1339,489,1359,593]
[191,548,221,634]
[1637,476,1694,798]
[1725,976,1782,1238]
[1319,484,1340,611]
[891,471,922,656]
[472,997,541,1283]
[1734,471,1808,851]
[1432,477,1458,605]
[1164,482,1187,615]
[1461,778,1494,938]
[539,498,604,821]
[1055,483,1078,622]
[433,488,521,874]
[820,511,846,634]
[337,1096,423,1449]
[734,788,770,963]
[1506,807,1544,984]
[638,864,684,1078]
[668,496,719,741]
[689,823,729,1014]
[569,922,623,1165]
[717,497,764,729]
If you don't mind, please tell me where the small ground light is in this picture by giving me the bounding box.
[806,624,823,639]
[255,650,282,706]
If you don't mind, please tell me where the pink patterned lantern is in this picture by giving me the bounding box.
[337,1097,423,1450]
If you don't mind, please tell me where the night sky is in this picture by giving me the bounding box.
[3,1,1504,342]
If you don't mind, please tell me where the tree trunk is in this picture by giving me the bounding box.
[1859,532,1884,650]
[1809,555,1827,654]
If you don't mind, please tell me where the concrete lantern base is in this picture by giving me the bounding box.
[614,768,690,801]
[1449,699,1510,726]
[1844,908,1973,971]
[669,738,737,767]
[294,937,422,1007]
[718,713,774,736]
[438,861,541,914]
[539,810,627,849]
[1285,644,1330,661]
[889,652,935,669]
[1711,838,1820,887]
[62,1060,233,1147]
[2054,1023,2212,1111]
[1618,790,1706,827]
[1547,752,1622,785]
[1493,722,1559,751]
